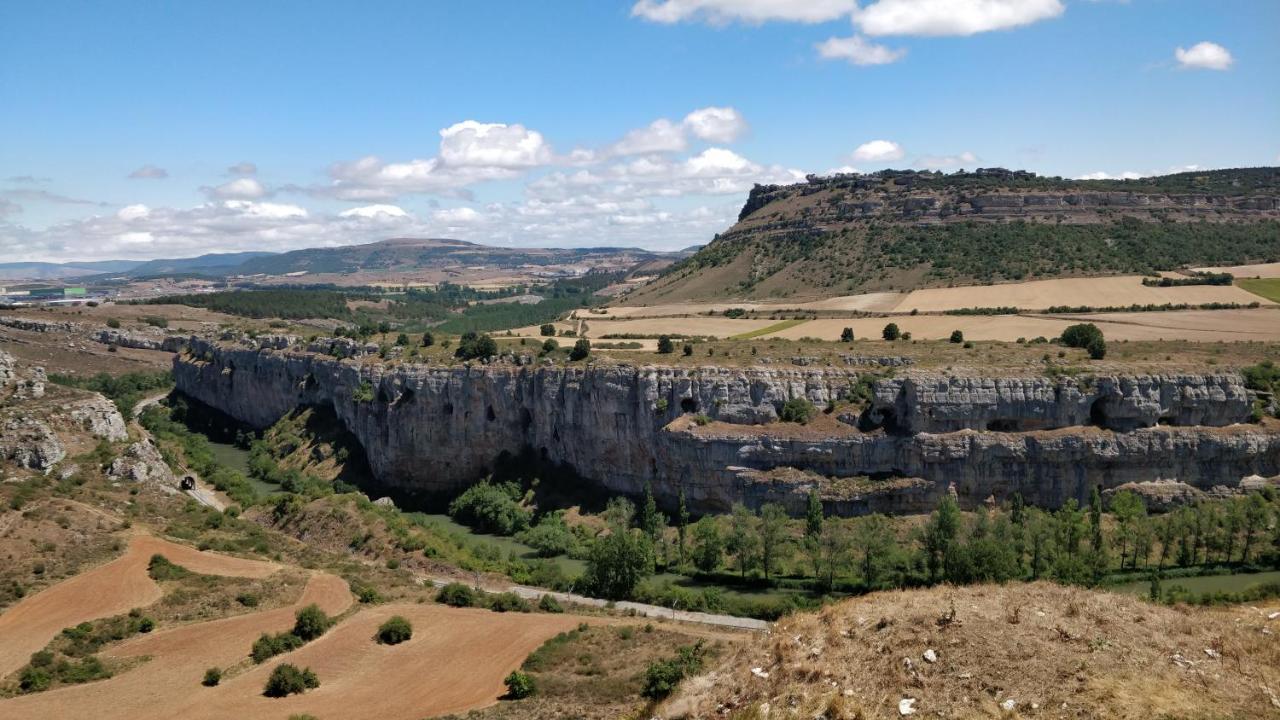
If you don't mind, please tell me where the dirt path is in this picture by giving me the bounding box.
[422,576,771,632]
[0,533,279,678]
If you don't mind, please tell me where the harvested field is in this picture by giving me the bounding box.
[670,582,1280,719]
[0,533,279,678]
[890,275,1270,312]
[602,292,901,318]
[581,317,780,339]
[1194,261,1280,278]
[758,308,1280,342]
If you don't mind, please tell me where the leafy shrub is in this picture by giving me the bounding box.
[1087,336,1107,360]
[489,592,530,613]
[448,481,531,535]
[541,338,558,353]
[147,554,190,581]
[292,604,332,641]
[504,670,536,699]
[517,517,577,557]
[539,323,556,336]
[538,594,564,613]
[779,397,815,424]
[263,663,319,697]
[375,616,413,645]
[569,338,591,361]
[455,332,498,360]
[251,631,304,663]
[882,323,900,341]
[202,667,222,686]
[840,327,854,342]
[106,318,121,328]
[949,330,964,344]
[657,335,674,354]
[642,641,707,700]
[437,582,477,607]
[1061,323,1104,349]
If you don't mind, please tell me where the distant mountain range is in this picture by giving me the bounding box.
[0,239,693,283]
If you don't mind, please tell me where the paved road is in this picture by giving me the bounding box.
[129,390,226,511]
[422,576,770,631]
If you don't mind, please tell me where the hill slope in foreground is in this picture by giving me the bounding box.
[671,582,1280,719]
[628,167,1280,303]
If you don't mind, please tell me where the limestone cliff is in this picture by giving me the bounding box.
[173,338,1280,515]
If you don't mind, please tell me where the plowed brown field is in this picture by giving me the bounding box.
[0,533,279,678]
[3,594,581,720]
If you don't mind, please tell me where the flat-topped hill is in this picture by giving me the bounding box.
[627,167,1280,303]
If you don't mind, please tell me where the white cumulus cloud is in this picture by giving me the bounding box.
[338,204,409,219]
[631,0,857,24]
[116,204,151,221]
[816,34,907,65]
[854,0,1065,37]
[205,177,268,200]
[852,139,906,163]
[611,118,689,156]
[1175,41,1233,71]
[683,106,748,143]
[439,121,551,168]
[432,206,481,224]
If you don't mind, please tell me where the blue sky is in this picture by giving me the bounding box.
[1,0,1277,262]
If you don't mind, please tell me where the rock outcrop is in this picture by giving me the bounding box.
[62,395,129,442]
[0,416,65,471]
[173,338,1280,516]
[107,439,177,491]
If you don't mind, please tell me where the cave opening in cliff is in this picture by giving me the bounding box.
[1089,397,1109,428]
[680,398,698,413]
[486,405,496,422]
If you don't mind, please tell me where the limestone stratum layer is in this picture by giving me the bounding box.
[174,337,1280,515]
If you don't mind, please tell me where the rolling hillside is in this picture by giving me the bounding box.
[234,237,685,276]
[626,167,1280,303]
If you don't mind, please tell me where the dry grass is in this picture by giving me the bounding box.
[670,582,1280,719]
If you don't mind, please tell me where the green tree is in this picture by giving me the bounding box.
[949,329,964,344]
[1061,323,1103,349]
[455,332,498,360]
[1241,492,1271,563]
[638,482,665,545]
[539,323,556,336]
[582,507,654,600]
[1087,336,1107,360]
[569,338,591,361]
[676,489,690,568]
[851,514,896,587]
[805,489,824,540]
[726,504,759,580]
[923,495,961,582]
[758,503,789,582]
[691,516,724,574]
[882,323,901,341]
[840,327,855,342]
[1110,490,1146,569]
[657,335,674,354]
[395,333,409,346]
[421,331,435,347]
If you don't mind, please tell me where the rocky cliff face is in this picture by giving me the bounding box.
[174,338,1280,515]
[867,373,1253,433]
[0,350,128,472]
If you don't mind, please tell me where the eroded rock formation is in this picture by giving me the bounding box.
[173,338,1280,515]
